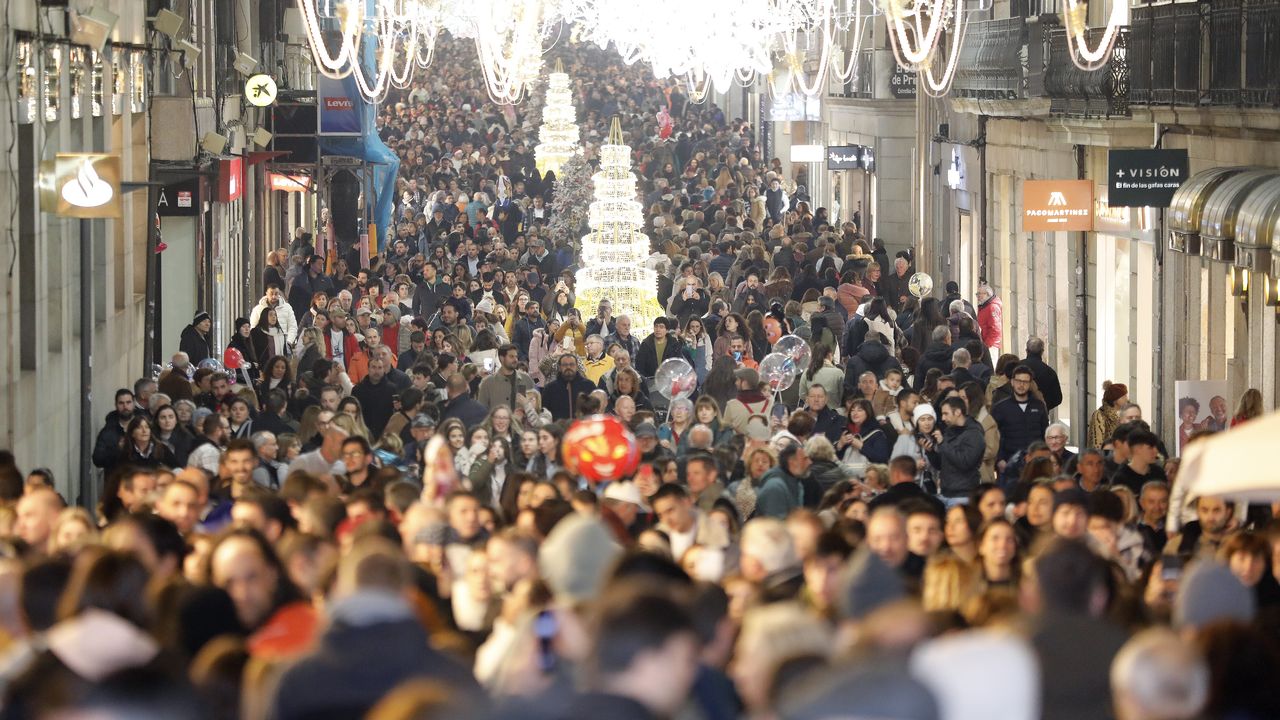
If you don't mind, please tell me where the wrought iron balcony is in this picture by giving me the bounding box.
[1129,0,1280,108]
[952,18,1030,100]
[1043,26,1131,117]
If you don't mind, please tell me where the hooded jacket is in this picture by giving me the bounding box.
[842,341,902,398]
[913,341,954,391]
[936,416,986,497]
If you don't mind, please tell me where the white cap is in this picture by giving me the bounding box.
[603,481,643,507]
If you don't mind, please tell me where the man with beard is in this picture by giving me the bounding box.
[92,389,136,477]
[540,354,597,421]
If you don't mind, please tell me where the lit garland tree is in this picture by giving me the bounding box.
[547,153,592,248]
[535,60,581,176]
[574,118,663,339]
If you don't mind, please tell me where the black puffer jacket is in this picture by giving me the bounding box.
[842,341,902,400]
[913,341,954,391]
[936,417,986,498]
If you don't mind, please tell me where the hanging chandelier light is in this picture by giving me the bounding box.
[467,0,547,104]
[574,118,663,341]
[880,0,957,71]
[535,62,582,176]
[1061,0,1125,71]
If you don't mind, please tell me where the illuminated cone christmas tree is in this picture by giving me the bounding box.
[574,118,662,340]
[535,60,581,176]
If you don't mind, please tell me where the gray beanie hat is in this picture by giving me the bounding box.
[1173,558,1256,630]
[838,546,905,621]
[538,515,622,604]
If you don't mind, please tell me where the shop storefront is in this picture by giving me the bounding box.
[826,144,876,235]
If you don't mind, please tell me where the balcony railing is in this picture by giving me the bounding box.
[1243,0,1280,106]
[1044,26,1131,117]
[952,18,1029,99]
[1129,0,1280,108]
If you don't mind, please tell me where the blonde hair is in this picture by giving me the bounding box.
[50,507,98,553]
[922,556,981,613]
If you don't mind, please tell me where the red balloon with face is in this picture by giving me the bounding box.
[764,317,783,344]
[561,415,640,483]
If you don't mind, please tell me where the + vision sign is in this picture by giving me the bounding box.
[1107,148,1189,208]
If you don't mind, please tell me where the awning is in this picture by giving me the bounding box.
[248,150,291,166]
[1234,176,1280,272]
[1199,169,1280,262]
[1181,411,1280,502]
[1167,166,1242,254]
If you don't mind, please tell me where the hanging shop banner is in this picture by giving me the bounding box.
[38,153,122,219]
[1107,148,1190,208]
[318,74,362,135]
[1023,179,1093,231]
[155,177,201,217]
[216,157,243,203]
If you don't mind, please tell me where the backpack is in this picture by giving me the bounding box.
[742,398,771,432]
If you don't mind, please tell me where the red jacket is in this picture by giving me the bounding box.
[323,330,361,370]
[978,295,1003,350]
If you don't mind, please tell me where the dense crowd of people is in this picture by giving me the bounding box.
[0,37,1276,720]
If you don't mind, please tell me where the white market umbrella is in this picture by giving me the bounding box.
[1180,410,1280,502]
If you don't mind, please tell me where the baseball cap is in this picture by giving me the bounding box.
[634,422,659,439]
[603,481,644,507]
[411,414,436,429]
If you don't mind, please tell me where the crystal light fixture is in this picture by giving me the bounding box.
[574,118,663,341]
[535,62,582,176]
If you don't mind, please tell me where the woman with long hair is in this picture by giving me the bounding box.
[683,317,714,385]
[1232,388,1265,427]
[454,426,491,479]
[837,398,893,474]
[481,405,524,463]
[250,307,288,362]
[798,343,844,401]
[910,297,946,353]
[944,504,983,563]
[337,397,373,440]
[293,327,325,380]
[712,312,748,359]
[977,518,1020,589]
[703,355,738,410]
[468,436,513,512]
[527,424,564,479]
[255,355,294,409]
[116,415,177,470]
[691,396,733,448]
[153,404,194,467]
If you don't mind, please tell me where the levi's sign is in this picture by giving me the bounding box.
[1107,148,1189,207]
[1023,179,1093,232]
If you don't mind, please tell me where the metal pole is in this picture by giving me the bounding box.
[978,115,988,281]
[79,218,93,510]
[1075,144,1089,431]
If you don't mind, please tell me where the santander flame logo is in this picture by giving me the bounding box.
[61,159,113,208]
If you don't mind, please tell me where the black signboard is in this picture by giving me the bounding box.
[889,66,917,100]
[155,177,201,217]
[1107,149,1189,207]
[827,145,862,170]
